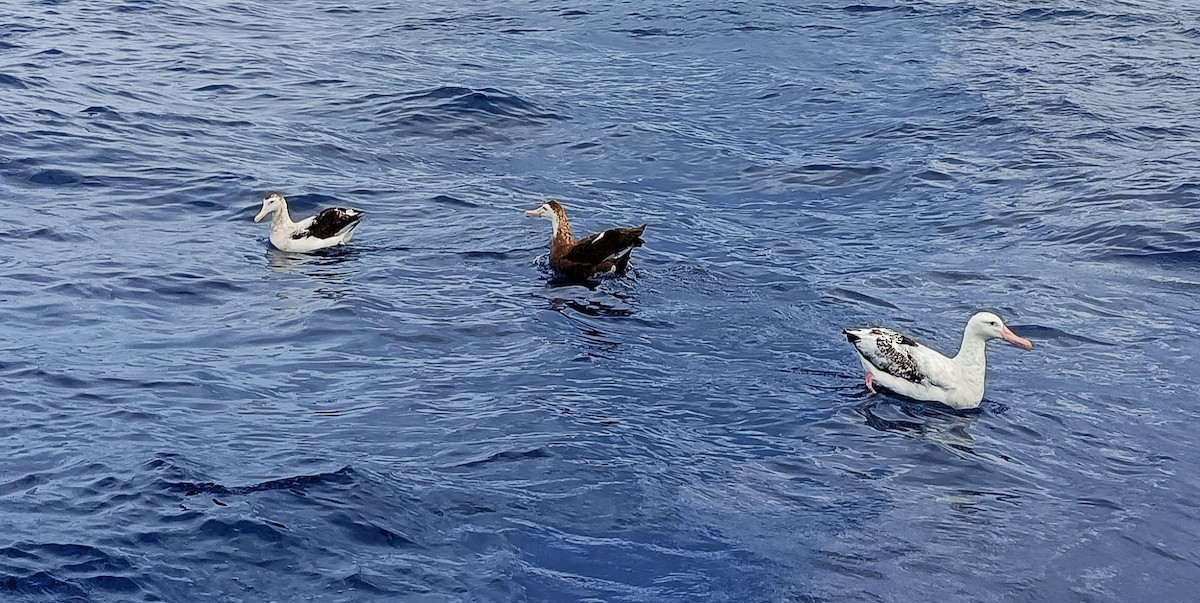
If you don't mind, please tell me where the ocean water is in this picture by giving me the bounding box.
[1,0,1199,601]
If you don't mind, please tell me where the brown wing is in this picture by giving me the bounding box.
[563,226,645,265]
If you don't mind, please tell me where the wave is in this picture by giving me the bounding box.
[343,86,567,139]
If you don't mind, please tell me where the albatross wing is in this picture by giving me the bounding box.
[563,225,646,266]
[292,208,363,241]
[843,327,948,387]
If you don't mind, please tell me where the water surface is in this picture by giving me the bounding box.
[1,1,1198,601]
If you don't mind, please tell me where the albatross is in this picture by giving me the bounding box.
[843,311,1033,409]
[523,199,645,278]
[253,192,363,253]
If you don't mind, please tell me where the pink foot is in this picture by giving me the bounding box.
[864,373,876,395]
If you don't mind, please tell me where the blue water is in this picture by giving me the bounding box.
[2,0,1199,601]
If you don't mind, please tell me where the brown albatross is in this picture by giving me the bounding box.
[524,200,646,278]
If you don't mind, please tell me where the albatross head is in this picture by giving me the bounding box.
[967,311,1033,351]
[523,200,564,228]
[254,192,287,222]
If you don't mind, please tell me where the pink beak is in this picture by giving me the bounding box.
[523,208,541,218]
[1001,325,1033,351]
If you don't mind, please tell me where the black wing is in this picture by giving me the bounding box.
[293,208,363,240]
[563,225,646,265]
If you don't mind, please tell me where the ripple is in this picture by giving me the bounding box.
[27,168,86,186]
[0,542,140,600]
[81,105,122,118]
[842,4,914,14]
[168,466,356,497]
[0,73,28,88]
[430,193,477,208]
[192,83,237,93]
[351,86,567,139]
[742,162,890,189]
[1017,7,1094,21]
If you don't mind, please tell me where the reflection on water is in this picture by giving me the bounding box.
[542,270,637,318]
[547,295,633,318]
[265,247,358,301]
[855,399,981,454]
[539,280,639,354]
[266,247,319,272]
[266,247,355,272]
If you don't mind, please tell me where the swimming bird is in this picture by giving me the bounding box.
[253,192,363,253]
[524,200,646,278]
[843,311,1033,409]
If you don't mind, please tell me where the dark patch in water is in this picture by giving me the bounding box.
[0,73,28,88]
[27,168,84,186]
[169,466,356,497]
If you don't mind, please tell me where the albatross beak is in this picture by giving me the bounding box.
[523,209,541,218]
[253,207,270,223]
[1001,325,1033,351]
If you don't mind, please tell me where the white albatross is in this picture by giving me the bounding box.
[843,311,1033,409]
[253,192,363,253]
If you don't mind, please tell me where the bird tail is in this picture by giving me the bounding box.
[614,249,635,273]
[336,215,363,240]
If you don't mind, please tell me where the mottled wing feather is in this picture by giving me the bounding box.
[846,327,941,386]
[562,226,646,265]
[293,208,362,240]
